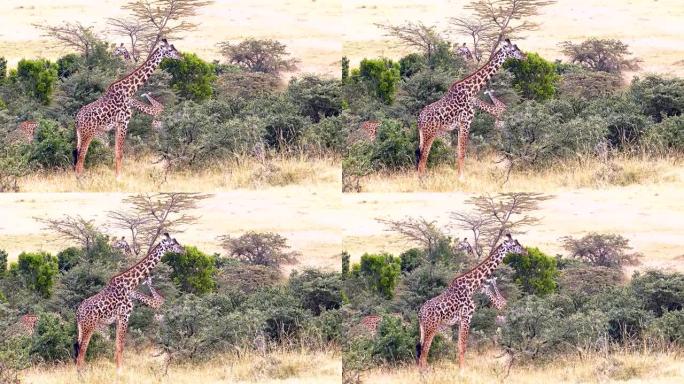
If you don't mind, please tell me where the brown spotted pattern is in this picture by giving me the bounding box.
[75,233,182,372]
[416,235,525,369]
[416,40,525,179]
[74,39,180,179]
[17,120,38,143]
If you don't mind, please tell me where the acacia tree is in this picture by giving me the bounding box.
[106,17,153,62]
[559,38,641,74]
[33,22,101,59]
[376,22,445,63]
[560,233,641,268]
[450,192,550,258]
[218,231,299,269]
[107,192,210,255]
[122,0,214,55]
[450,0,556,62]
[218,39,298,76]
[37,216,102,252]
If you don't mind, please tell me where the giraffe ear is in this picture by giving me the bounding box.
[161,38,168,45]
[505,233,512,240]
[163,232,170,239]
[505,38,511,45]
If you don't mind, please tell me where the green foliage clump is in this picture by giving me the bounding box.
[289,269,343,315]
[11,252,58,298]
[561,233,641,269]
[56,247,83,273]
[647,310,684,345]
[630,75,684,122]
[12,59,58,104]
[0,249,7,275]
[30,313,76,363]
[645,115,684,153]
[352,253,401,299]
[504,247,558,295]
[162,246,217,295]
[630,270,684,316]
[287,75,342,122]
[504,52,559,101]
[581,95,650,148]
[221,231,299,270]
[161,52,216,101]
[355,58,401,104]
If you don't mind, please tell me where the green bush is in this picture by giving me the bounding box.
[11,252,59,298]
[630,270,684,316]
[399,248,423,273]
[352,253,401,299]
[647,310,684,345]
[30,313,74,363]
[287,75,343,123]
[161,52,216,101]
[630,75,684,122]
[557,264,623,307]
[0,249,7,276]
[588,287,652,342]
[504,52,559,101]
[645,115,684,152]
[12,59,58,104]
[561,233,641,268]
[56,247,83,273]
[398,53,426,78]
[504,247,558,295]
[27,120,73,170]
[162,246,217,295]
[289,269,343,315]
[356,58,401,104]
[581,95,650,148]
[303,114,349,154]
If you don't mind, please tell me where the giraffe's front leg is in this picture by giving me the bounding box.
[114,312,131,374]
[457,306,475,370]
[456,112,474,181]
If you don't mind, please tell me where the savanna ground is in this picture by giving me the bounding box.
[20,348,341,384]
[0,188,341,272]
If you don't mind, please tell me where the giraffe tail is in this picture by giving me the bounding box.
[416,322,424,362]
[415,127,423,169]
[73,323,81,363]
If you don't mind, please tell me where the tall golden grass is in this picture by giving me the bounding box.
[20,347,341,384]
[353,155,682,193]
[358,349,684,384]
[17,155,340,192]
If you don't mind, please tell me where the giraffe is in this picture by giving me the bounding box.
[129,93,164,130]
[74,233,182,372]
[472,90,508,131]
[416,234,525,369]
[416,39,525,179]
[456,237,475,257]
[111,236,134,256]
[19,314,38,335]
[360,120,381,142]
[113,43,132,61]
[74,39,180,179]
[17,120,38,143]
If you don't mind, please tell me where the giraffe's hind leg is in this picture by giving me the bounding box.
[417,325,437,369]
[417,134,436,176]
[75,324,95,370]
[75,132,94,176]
[114,315,130,374]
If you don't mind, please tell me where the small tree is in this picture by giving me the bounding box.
[218,39,298,76]
[34,22,101,59]
[0,249,7,276]
[353,253,401,299]
[503,52,558,101]
[106,17,153,62]
[162,245,216,295]
[560,38,641,74]
[504,247,558,295]
[160,52,216,101]
[341,56,350,83]
[219,231,299,269]
[376,22,445,64]
[11,252,59,298]
[13,59,58,104]
[356,58,401,104]
[561,233,641,269]
[38,216,101,253]
[0,57,7,82]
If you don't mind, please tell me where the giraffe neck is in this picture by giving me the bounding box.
[453,243,508,290]
[449,48,508,97]
[106,48,165,99]
[110,242,167,289]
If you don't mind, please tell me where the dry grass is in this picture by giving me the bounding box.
[17,155,340,193]
[20,347,341,384]
[359,350,684,384]
[0,190,341,273]
[353,155,683,193]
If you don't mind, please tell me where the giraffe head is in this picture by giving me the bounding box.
[500,39,526,61]
[113,43,130,58]
[501,233,526,255]
[159,232,184,254]
[157,39,182,60]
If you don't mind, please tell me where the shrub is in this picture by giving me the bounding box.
[559,38,640,74]
[352,253,401,299]
[557,264,623,307]
[581,96,650,148]
[162,246,217,295]
[399,248,423,273]
[503,52,559,101]
[589,287,652,342]
[219,38,298,76]
[30,313,74,363]
[647,310,684,345]
[161,52,216,101]
[303,114,349,154]
[0,143,29,192]
[504,247,558,295]
[220,231,299,269]
[399,53,426,78]
[395,67,455,119]
[372,316,416,364]
[630,270,684,316]
[561,233,641,268]
[11,252,59,298]
[645,115,684,153]
[27,120,73,170]
[356,58,401,104]
[287,75,343,123]
[245,94,309,151]
[558,67,623,99]
[0,249,7,275]
[13,59,58,104]
[630,75,684,122]
[245,287,309,342]
[289,269,343,315]
[216,261,281,294]
[56,247,83,273]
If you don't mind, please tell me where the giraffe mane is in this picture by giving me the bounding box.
[108,240,164,283]
[448,241,509,285]
[448,46,506,90]
[105,46,163,93]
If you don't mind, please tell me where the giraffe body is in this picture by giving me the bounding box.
[416,235,524,369]
[17,121,38,143]
[75,233,182,372]
[74,40,180,178]
[113,43,132,61]
[416,40,524,179]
